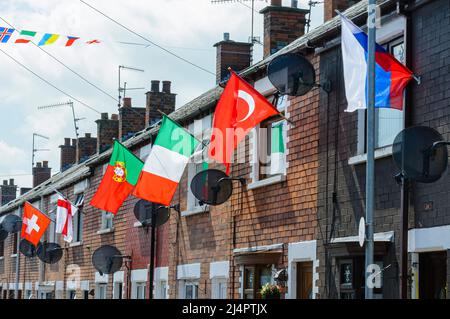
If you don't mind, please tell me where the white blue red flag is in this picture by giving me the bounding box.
[340,14,413,112]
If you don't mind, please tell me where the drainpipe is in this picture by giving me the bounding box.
[14,206,22,299]
[38,195,45,297]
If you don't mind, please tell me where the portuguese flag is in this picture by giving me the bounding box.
[90,140,144,215]
[133,115,199,206]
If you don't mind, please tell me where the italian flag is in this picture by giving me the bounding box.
[270,121,286,175]
[133,116,199,206]
[90,140,143,215]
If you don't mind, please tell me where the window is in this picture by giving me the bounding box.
[96,283,107,299]
[243,265,273,299]
[100,211,114,230]
[83,290,89,299]
[184,281,199,299]
[187,114,211,212]
[155,280,167,299]
[12,232,18,255]
[48,209,56,243]
[67,290,76,299]
[73,194,84,242]
[211,278,227,299]
[113,282,123,299]
[25,290,32,299]
[133,282,146,299]
[0,240,4,257]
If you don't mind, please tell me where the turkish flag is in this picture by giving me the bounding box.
[21,202,51,247]
[208,70,279,173]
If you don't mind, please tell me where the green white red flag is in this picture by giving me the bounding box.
[133,115,199,206]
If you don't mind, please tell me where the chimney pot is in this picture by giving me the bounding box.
[151,80,160,92]
[223,32,230,41]
[324,0,354,22]
[2,180,7,186]
[36,162,42,168]
[162,81,171,93]
[271,0,282,6]
[122,97,132,108]
[101,112,108,120]
[85,133,91,138]
[64,138,70,146]
[43,161,48,168]
[111,114,119,120]
[9,178,14,186]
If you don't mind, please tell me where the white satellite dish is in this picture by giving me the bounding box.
[358,217,366,248]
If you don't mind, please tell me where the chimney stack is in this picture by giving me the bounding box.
[59,138,77,172]
[77,133,97,163]
[260,1,309,58]
[324,0,356,22]
[33,162,51,188]
[145,80,176,127]
[0,179,17,206]
[214,33,253,84]
[96,112,119,153]
[119,97,146,141]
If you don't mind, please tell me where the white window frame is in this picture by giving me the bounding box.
[132,282,146,299]
[352,16,407,163]
[211,277,227,299]
[154,267,169,299]
[95,283,107,299]
[100,211,114,231]
[72,193,84,243]
[184,114,212,215]
[179,280,199,299]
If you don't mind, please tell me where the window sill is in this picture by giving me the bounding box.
[348,145,393,166]
[0,256,4,260]
[69,241,83,248]
[248,174,286,190]
[10,254,17,258]
[181,205,209,217]
[97,228,114,235]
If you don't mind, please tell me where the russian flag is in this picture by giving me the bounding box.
[340,14,413,112]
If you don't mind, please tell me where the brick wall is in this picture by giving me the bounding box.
[145,81,176,127]
[59,138,77,172]
[77,133,97,163]
[0,179,16,206]
[32,161,51,188]
[96,113,119,153]
[119,99,146,141]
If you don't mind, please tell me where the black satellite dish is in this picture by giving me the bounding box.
[393,126,448,183]
[2,214,22,233]
[133,200,170,227]
[267,53,317,96]
[92,245,123,275]
[0,224,8,241]
[19,239,37,258]
[37,242,63,264]
[190,169,235,206]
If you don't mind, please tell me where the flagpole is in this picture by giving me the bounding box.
[365,0,377,300]
[14,205,22,299]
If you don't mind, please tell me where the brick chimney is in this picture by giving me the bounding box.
[145,81,176,127]
[119,97,146,141]
[0,179,17,206]
[260,0,309,58]
[77,133,97,163]
[96,112,119,153]
[20,187,31,195]
[213,33,253,84]
[324,0,358,22]
[33,161,51,188]
[59,138,77,172]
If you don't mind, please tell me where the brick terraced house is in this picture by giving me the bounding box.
[0,0,449,300]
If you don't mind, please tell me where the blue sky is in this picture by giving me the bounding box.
[0,0,323,189]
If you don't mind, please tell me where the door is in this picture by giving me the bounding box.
[419,251,447,299]
[296,261,313,299]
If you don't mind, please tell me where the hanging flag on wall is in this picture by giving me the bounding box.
[21,202,51,247]
[0,27,14,43]
[90,140,144,215]
[270,121,286,176]
[339,13,414,112]
[55,195,78,243]
[133,115,199,206]
[208,70,279,174]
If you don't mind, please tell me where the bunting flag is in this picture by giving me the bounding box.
[38,33,60,46]
[65,36,80,47]
[270,121,286,175]
[14,30,36,43]
[21,202,51,247]
[90,140,144,215]
[0,27,14,43]
[133,115,199,206]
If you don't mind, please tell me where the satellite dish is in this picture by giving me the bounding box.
[267,53,316,96]
[92,245,123,275]
[393,126,448,183]
[190,169,233,206]
[19,239,37,258]
[0,225,8,241]
[2,214,22,233]
[37,242,63,264]
[133,200,170,227]
[358,217,365,248]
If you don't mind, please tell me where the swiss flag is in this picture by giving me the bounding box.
[208,70,279,173]
[21,202,51,247]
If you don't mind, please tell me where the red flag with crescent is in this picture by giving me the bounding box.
[208,70,279,174]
